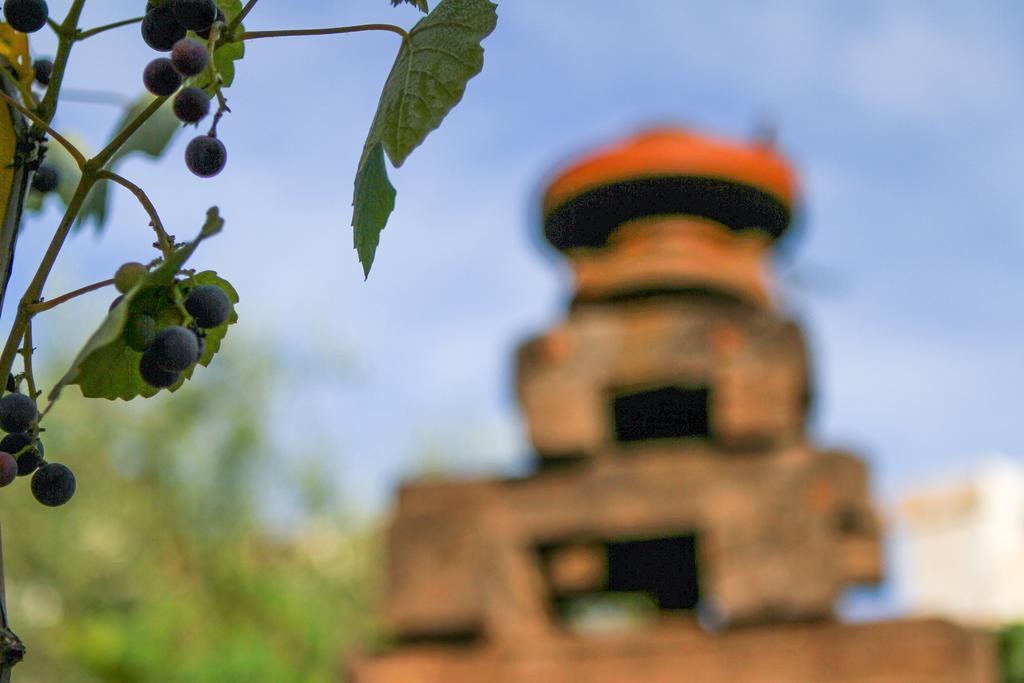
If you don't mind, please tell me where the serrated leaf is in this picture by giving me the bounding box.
[352,142,396,278]
[390,0,430,12]
[351,0,496,276]
[371,0,497,167]
[54,210,232,401]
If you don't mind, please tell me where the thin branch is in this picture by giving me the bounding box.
[35,0,87,126]
[0,177,95,385]
[204,21,230,136]
[226,0,259,34]
[76,15,145,40]
[26,279,114,314]
[20,322,37,403]
[96,170,173,257]
[46,17,63,36]
[0,90,87,169]
[238,23,409,42]
[91,95,167,169]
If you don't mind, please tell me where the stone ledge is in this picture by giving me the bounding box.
[349,619,995,683]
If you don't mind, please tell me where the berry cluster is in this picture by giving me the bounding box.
[112,263,233,390]
[0,392,75,507]
[141,0,228,178]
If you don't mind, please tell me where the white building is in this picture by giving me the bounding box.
[900,455,1024,627]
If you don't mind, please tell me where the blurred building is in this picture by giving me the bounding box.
[901,455,1024,627]
[349,128,996,682]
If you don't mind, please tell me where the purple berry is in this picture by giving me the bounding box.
[31,463,76,507]
[173,0,216,32]
[0,452,16,487]
[185,135,227,177]
[3,0,48,33]
[143,57,183,96]
[173,86,210,124]
[142,4,186,51]
[170,38,209,77]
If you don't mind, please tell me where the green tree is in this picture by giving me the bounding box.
[1,352,381,682]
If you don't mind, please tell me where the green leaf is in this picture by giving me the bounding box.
[351,0,496,276]
[212,0,245,89]
[54,210,234,401]
[371,0,497,167]
[76,95,182,231]
[351,143,396,278]
[390,0,430,12]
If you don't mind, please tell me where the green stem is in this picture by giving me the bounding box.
[91,95,168,169]
[238,24,409,42]
[0,177,95,386]
[96,170,173,257]
[35,0,87,127]
[26,279,114,314]
[20,321,37,403]
[226,0,259,35]
[77,16,145,40]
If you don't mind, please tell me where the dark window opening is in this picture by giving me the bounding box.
[612,386,711,443]
[535,452,590,475]
[540,534,701,634]
[607,536,700,611]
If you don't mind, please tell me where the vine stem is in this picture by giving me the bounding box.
[238,24,410,42]
[26,279,114,314]
[0,87,168,390]
[20,321,37,402]
[97,170,173,257]
[91,96,167,169]
[76,16,145,40]
[0,177,95,383]
[227,0,259,34]
[35,0,87,127]
[0,89,86,169]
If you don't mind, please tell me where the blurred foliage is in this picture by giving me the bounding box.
[1001,624,1024,683]
[0,354,381,683]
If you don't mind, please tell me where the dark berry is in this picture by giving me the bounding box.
[173,0,216,31]
[3,0,48,33]
[5,373,15,393]
[109,295,125,312]
[0,392,37,433]
[31,463,76,507]
[140,349,181,388]
[196,7,225,40]
[170,38,209,77]
[33,57,52,85]
[185,285,231,328]
[0,452,16,487]
[114,261,148,293]
[173,86,210,124]
[0,432,43,475]
[143,57,182,96]
[124,314,158,352]
[141,3,186,51]
[31,164,58,193]
[149,326,198,373]
[185,135,226,177]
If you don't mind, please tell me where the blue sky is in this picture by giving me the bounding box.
[7,1,1024,590]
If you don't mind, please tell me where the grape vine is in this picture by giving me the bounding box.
[0,0,497,673]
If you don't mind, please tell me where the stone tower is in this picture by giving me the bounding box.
[350,128,995,682]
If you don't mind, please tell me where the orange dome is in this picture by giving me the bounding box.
[542,127,800,251]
